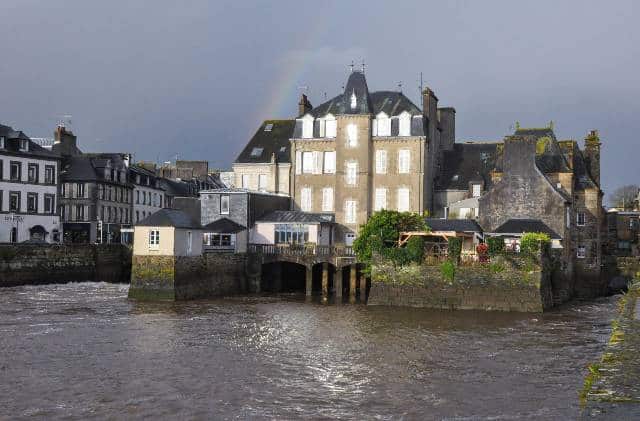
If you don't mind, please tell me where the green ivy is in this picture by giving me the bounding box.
[440,260,455,281]
[487,237,504,256]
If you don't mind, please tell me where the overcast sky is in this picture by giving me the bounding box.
[0,1,638,197]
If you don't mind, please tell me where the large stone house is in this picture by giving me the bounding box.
[232,70,454,244]
[0,123,61,243]
[472,126,604,298]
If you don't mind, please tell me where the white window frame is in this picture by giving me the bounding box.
[398,149,410,174]
[301,187,312,212]
[258,174,268,191]
[346,123,358,147]
[301,115,314,139]
[398,112,411,136]
[345,200,357,224]
[577,245,586,259]
[375,150,387,174]
[241,174,250,189]
[302,152,314,174]
[397,187,410,212]
[576,211,586,227]
[374,188,387,211]
[345,161,358,186]
[187,231,192,255]
[149,229,160,249]
[325,115,337,138]
[376,112,391,136]
[220,195,230,215]
[322,187,334,212]
[323,151,336,174]
[472,183,481,198]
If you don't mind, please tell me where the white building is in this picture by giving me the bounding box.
[0,124,61,243]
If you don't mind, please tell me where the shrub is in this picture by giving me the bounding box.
[489,262,505,273]
[405,236,425,263]
[353,210,427,268]
[520,232,551,255]
[440,260,455,281]
[487,237,504,255]
[447,237,462,263]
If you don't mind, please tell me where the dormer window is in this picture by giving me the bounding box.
[350,91,357,109]
[374,112,391,137]
[325,114,337,138]
[264,123,273,132]
[398,112,411,136]
[301,114,314,139]
[472,183,482,198]
[250,147,264,157]
[19,139,28,152]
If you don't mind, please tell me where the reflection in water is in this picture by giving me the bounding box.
[0,282,620,419]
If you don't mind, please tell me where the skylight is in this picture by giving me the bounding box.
[264,124,273,132]
[279,146,286,152]
[250,147,264,157]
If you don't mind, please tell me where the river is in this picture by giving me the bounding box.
[0,282,618,420]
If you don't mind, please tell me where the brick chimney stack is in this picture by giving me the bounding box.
[298,94,313,117]
[52,124,80,157]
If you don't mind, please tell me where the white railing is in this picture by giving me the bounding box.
[249,243,355,257]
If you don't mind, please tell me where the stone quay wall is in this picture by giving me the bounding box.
[368,255,554,313]
[0,244,131,287]
[129,253,249,300]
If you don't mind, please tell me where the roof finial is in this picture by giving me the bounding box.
[349,61,354,73]
[397,81,403,93]
[515,121,520,130]
[549,120,554,130]
[361,60,366,73]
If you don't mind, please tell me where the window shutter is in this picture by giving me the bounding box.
[295,151,302,174]
[313,151,323,174]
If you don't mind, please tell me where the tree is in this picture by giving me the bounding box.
[353,210,427,268]
[609,185,639,210]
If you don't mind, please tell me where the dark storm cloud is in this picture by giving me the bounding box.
[0,0,638,196]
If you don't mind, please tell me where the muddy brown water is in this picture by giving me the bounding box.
[0,282,620,419]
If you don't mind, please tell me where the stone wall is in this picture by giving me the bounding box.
[368,255,554,312]
[129,253,249,300]
[0,244,131,287]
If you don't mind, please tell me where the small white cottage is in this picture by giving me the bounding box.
[133,209,203,256]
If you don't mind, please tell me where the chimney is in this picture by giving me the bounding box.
[298,94,313,116]
[437,107,456,151]
[584,129,601,186]
[502,135,537,176]
[53,124,80,157]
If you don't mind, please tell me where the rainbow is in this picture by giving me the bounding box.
[255,19,330,123]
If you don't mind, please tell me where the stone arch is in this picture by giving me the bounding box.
[29,225,47,242]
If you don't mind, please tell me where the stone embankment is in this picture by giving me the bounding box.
[367,254,554,312]
[0,244,131,286]
[129,253,249,300]
[581,281,640,418]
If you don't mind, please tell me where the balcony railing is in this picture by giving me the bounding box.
[249,243,355,258]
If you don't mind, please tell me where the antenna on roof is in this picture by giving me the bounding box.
[397,81,403,93]
[361,60,366,73]
[298,85,309,94]
[349,61,355,73]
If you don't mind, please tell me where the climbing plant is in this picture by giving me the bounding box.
[520,232,551,255]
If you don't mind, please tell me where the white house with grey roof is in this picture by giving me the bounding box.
[0,123,61,243]
[133,208,203,257]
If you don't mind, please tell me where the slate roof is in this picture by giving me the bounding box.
[425,218,483,233]
[309,88,421,118]
[0,123,60,159]
[436,143,499,190]
[157,177,197,197]
[235,120,294,164]
[257,211,335,224]
[202,217,246,233]
[136,208,200,229]
[558,140,598,191]
[492,219,561,239]
[513,127,570,173]
[61,153,129,183]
